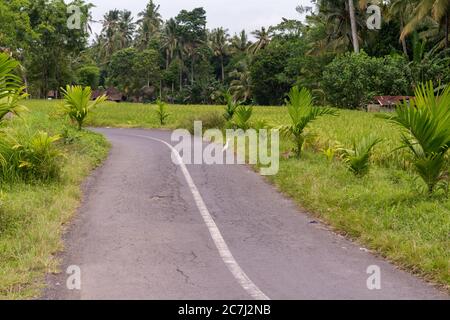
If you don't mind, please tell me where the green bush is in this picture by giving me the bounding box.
[76,65,100,90]
[322,52,410,109]
[0,129,63,182]
[178,112,226,135]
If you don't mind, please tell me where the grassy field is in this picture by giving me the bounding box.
[0,105,110,299]
[21,99,450,291]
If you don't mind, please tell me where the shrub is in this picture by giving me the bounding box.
[61,85,107,130]
[13,131,63,181]
[76,65,100,89]
[0,130,63,182]
[322,51,409,109]
[281,86,338,158]
[381,82,450,194]
[338,136,382,177]
[178,112,226,135]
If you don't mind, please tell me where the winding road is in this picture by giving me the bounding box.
[43,128,447,300]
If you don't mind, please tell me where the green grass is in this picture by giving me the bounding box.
[21,99,449,291]
[0,106,110,299]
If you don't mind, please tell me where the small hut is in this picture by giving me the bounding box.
[367,96,412,112]
[105,87,125,102]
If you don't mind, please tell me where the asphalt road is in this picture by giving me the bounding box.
[43,128,447,300]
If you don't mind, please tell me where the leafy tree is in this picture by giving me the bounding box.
[76,65,100,89]
[107,48,139,97]
[250,40,295,105]
[322,51,409,108]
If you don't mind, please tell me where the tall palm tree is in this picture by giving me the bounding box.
[309,0,365,54]
[230,30,251,53]
[250,27,272,54]
[348,0,360,53]
[209,28,229,82]
[101,9,121,59]
[136,0,163,49]
[387,0,415,56]
[402,0,450,48]
[117,10,135,49]
[229,57,253,103]
[162,18,179,70]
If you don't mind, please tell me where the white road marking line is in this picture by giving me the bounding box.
[133,134,270,300]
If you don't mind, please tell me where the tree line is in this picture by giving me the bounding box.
[0,0,449,107]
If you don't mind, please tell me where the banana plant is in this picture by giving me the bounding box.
[382,82,450,194]
[61,85,107,130]
[338,136,382,176]
[281,86,338,158]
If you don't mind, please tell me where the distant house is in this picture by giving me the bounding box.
[91,87,125,102]
[47,90,57,99]
[367,96,412,112]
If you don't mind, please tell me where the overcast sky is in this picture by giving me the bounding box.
[89,0,313,37]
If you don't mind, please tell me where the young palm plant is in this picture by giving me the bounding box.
[223,92,240,122]
[0,53,28,123]
[382,82,450,194]
[61,85,107,130]
[155,99,170,125]
[281,86,338,158]
[338,136,382,177]
[233,105,253,130]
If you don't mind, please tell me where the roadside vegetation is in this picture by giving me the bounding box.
[0,54,110,299]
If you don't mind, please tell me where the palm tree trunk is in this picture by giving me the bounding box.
[348,0,360,53]
[445,12,449,50]
[191,56,195,85]
[400,17,408,57]
[221,57,225,82]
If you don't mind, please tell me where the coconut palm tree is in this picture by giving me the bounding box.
[309,0,365,54]
[229,57,253,103]
[162,18,179,70]
[387,0,415,56]
[117,10,136,49]
[136,0,163,49]
[100,9,121,59]
[402,0,450,48]
[230,30,251,53]
[250,27,272,54]
[348,0,360,52]
[209,28,229,82]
